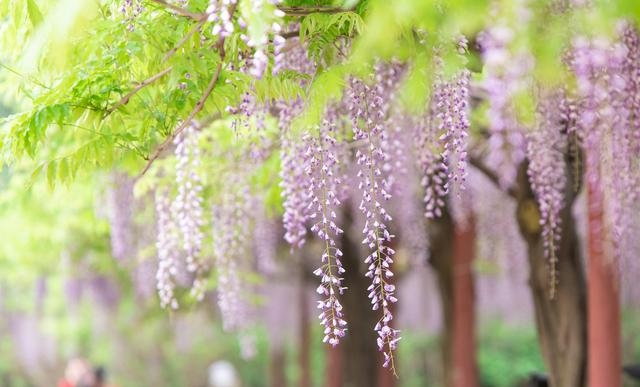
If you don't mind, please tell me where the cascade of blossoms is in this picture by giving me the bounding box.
[173,125,205,300]
[479,22,533,189]
[212,183,253,331]
[239,0,285,78]
[570,36,626,260]
[120,0,143,32]
[280,134,311,248]
[306,120,347,346]
[207,0,237,38]
[155,190,180,309]
[614,23,640,264]
[437,38,472,205]
[526,90,570,297]
[348,76,400,372]
[417,85,448,219]
[253,202,279,275]
[107,173,135,262]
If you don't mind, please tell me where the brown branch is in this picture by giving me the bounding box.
[277,6,355,16]
[469,156,519,199]
[137,4,237,179]
[148,0,203,20]
[137,61,223,178]
[105,67,173,116]
[162,18,207,62]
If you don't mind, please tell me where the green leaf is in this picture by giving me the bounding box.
[26,0,44,27]
[46,161,57,189]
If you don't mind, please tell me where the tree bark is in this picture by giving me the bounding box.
[586,170,621,387]
[515,161,587,387]
[269,347,287,387]
[451,218,479,387]
[299,276,312,387]
[325,345,343,387]
[429,211,455,387]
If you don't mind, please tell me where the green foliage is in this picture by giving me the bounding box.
[478,322,545,387]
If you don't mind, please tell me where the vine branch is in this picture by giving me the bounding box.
[148,0,203,19]
[469,156,519,199]
[105,67,173,116]
[162,18,207,62]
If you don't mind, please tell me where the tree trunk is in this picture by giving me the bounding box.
[325,345,343,387]
[269,347,287,387]
[586,171,621,387]
[299,276,312,387]
[515,161,587,387]
[429,211,454,387]
[340,205,380,387]
[451,218,479,387]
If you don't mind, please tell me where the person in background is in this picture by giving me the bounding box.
[92,366,116,387]
[58,358,93,387]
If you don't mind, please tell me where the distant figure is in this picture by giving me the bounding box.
[92,366,117,387]
[516,372,549,387]
[623,364,640,381]
[59,358,93,387]
[208,361,240,387]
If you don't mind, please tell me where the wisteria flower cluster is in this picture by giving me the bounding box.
[348,77,400,371]
[173,125,206,300]
[155,190,180,309]
[527,90,570,297]
[305,121,348,346]
[479,24,533,189]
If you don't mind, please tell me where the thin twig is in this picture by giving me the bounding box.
[137,62,223,178]
[105,67,173,116]
[148,0,202,20]
[469,156,519,199]
[278,6,355,16]
[163,18,207,62]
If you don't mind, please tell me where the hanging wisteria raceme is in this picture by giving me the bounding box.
[479,22,533,189]
[155,190,180,309]
[280,134,311,249]
[212,183,254,332]
[253,201,279,275]
[305,120,347,346]
[417,96,448,219]
[437,68,472,200]
[237,0,285,78]
[613,23,640,264]
[207,0,237,38]
[173,124,206,301]
[107,173,135,262]
[348,76,400,372]
[527,90,570,297]
[120,0,143,32]
[570,35,627,261]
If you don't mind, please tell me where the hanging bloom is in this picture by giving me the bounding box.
[306,120,348,346]
[212,183,254,331]
[527,90,569,297]
[173,124,206,300]
[207,0,237,38]
[155,190,180,309]
[280,134,312,248]
[479,23,533,189]
[107,173,135,262]
[348,76,400,372]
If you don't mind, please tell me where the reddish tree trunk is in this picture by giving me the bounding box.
[429,209,479,387]
[429,211,454,387]
[587,174,621,387]
[269,347,287,387]
[299,279,312,387]
[325,345,343,387]
[451,219,478,387]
